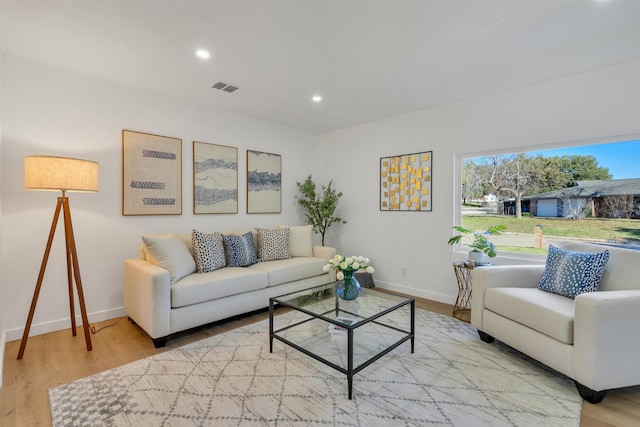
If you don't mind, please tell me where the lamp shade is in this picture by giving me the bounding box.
[24,156,99,192]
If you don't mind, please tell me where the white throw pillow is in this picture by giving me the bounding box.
[142,233,196,284]
[278,224,313,257]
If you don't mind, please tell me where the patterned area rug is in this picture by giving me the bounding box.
[49,309,581,426]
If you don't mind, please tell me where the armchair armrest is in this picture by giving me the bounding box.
[471,265,545,329]
[574,290,640,391]
[124,258,172,339]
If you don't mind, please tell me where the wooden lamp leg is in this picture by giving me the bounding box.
[62,197,92,351]
[65,212,77,336]
[17,196,92,360]
[17,198,63,359]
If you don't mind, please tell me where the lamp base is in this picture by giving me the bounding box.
[17,196,92,359]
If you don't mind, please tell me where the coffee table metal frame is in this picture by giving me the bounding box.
[269,283,415,399]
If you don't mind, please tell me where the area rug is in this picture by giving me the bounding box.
[49,309,581,426]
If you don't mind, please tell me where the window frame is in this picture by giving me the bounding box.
[453,133,640,260]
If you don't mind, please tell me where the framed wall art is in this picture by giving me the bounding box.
[380,151,432,211]
[122,130,182,215]
[246,150,282,213]
[193,141,238,214]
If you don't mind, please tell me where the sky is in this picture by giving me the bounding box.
[526,139,640,180]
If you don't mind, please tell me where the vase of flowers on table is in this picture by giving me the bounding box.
[323,255,375,300]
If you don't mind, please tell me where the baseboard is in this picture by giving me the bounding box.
[374,281,456,305]
[4,307,127,342]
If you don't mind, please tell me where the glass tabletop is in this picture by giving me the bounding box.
[272,281,413,327]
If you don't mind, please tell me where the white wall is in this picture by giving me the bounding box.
[0,52,5,387]
[319,60,640,303]
[0,55,321,342]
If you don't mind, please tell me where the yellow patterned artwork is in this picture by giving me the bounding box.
[380,150,432,211]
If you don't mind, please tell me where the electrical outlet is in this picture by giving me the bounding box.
[401,267,407,277]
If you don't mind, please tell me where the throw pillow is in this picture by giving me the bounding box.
[222,231,258,267]
[538,245,610,299]
[229,229,258,252]
[256,227,290,261]
[278,224,313,257]
[142,233,196,284]
[192,229,226,273]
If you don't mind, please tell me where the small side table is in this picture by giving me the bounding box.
[452,261,474,322]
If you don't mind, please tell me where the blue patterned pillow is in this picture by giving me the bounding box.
[222,232,258,267]
[192,230,226,273]
[538,245,610,299]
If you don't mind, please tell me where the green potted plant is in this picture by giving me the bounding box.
[448,224,506,264]
[295,175,346,246]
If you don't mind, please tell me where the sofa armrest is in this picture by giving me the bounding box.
[471,265,545,330]
[312,246,337,281]
[124,258,172,339]
[312,245,337,260]
[574,290,640,391]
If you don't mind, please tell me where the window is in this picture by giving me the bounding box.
[456,139,640,255]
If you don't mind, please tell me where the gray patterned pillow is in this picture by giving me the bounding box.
[256,228,290,262]
[538,245,610,299]
[192,229,226,273]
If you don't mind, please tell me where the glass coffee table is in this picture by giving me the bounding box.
[269,282,415,399]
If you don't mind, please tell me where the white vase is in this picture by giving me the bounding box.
[468,250,484,264]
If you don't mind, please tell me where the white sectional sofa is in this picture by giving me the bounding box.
[124,225,336,347]
[471,240,640,403]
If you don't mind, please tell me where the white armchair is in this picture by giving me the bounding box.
[471,241,640,403]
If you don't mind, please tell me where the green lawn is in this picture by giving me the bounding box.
[461,214,640,243]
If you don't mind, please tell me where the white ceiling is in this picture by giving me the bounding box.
[1,0,639,134]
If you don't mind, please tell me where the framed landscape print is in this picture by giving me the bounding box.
[246,150,282,213]
[380,151,432,211]
[193,141,238,214]
[122,130,182,215]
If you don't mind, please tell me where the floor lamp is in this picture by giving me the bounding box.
[17,155,99,360]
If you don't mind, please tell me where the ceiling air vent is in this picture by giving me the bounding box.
[212,81,239,93]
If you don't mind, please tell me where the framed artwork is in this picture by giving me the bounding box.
[122,130,182,215]
[246,150,282,213]
[380,151,432,211]
[193,141,238,214]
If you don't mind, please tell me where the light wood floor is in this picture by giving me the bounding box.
[2,294,638,426]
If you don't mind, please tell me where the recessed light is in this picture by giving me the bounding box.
[312,95,322,102]
[196,49,210,59]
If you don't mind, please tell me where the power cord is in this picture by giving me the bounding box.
[89,317,127,334]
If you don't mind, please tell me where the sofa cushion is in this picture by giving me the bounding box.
[279,224,313,257]
[247,256,327,287]
[222,232,258,267]
[142,233,196,284]
[538,245,610,299]
[192,229,226,273]
[256,227,290,261]
[171,267,268,308]
[485,287,576,344]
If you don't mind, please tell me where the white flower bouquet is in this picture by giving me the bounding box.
[323,254,375,280]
